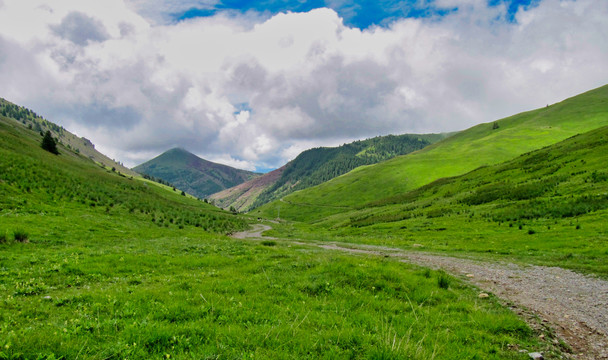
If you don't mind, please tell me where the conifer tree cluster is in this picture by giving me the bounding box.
[41,130,59,155]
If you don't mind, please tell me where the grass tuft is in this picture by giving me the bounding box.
[13,229,29,243]
[437,270,450,289]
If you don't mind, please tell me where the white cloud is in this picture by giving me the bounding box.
[0,0,607,171]
[207,154,257,172]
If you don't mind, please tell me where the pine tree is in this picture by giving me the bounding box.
[41,130,59,155]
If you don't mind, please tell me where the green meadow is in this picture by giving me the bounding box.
[1,233,548,359]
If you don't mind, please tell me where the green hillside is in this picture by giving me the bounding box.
[0,98,138,176]
[0,104,548,358]
[254,84,608,222]
[134,147,260,199]
[0,116,248,236]
[249,133,448,208]
[268,125,608,276]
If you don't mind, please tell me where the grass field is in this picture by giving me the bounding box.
[1,232,553,359]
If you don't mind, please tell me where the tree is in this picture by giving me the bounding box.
[41,130,59,154]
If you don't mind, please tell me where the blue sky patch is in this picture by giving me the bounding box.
[175,0,542,28]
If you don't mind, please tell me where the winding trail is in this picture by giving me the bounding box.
[232,224,608,359]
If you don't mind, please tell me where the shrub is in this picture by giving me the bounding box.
[261,240,277,247]
[13,230,29,243]
[527,229,536,235]
[0,232,6,244]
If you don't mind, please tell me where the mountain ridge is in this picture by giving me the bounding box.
[210,133,450,211]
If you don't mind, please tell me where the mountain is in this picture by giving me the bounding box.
[253,84,608,222]
[133,148,261,199]
[0,98,137,177]
[210,133,449,211]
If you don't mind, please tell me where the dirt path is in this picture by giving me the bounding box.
[233,224,608,359]
[231,224,272,239]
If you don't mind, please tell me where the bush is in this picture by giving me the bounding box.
[0,232,6,244]
[13,230,29,243]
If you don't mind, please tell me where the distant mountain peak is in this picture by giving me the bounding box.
[133,148,260,198]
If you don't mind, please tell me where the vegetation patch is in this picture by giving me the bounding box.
[12,229,28,243]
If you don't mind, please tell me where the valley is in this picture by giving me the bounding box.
[1,84,607,359]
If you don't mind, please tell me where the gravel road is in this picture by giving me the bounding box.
[232,224,608,359]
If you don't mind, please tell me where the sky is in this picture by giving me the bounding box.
[0,0,607,172]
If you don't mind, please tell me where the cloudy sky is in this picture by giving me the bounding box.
[0,0,607,171]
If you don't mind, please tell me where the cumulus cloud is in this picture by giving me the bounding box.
[0,0,607,171]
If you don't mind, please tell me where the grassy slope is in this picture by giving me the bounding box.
[212,133,450,212]
[0,98,138,177]
[250,133,449,208]
[268,125,608,276]
[254,84,608,222]
[0,107,551,358]
[0,116,248,236]
[134,148,260,199]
